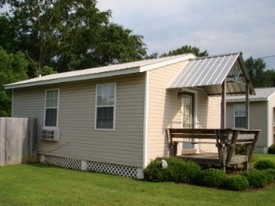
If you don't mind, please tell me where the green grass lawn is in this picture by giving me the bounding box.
[0,154,275,206]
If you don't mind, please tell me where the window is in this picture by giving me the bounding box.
[44,89,59,128]
[234,104,246,128]
[96,83,116,129]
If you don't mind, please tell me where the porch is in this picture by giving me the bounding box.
[167,128,260,172]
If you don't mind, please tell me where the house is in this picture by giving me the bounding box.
[5,52,254,178]
[227,87,275,153]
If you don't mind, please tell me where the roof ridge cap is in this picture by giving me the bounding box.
[189,52,241,61]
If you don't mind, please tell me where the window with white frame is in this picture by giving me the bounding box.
[44,89,59,127]
[96,83,116,129]
[234,103,246,128]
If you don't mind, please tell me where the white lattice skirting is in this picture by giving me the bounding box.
[39,154,144,179]
[254,146,268,154]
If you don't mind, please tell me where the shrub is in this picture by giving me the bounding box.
[223,176,249,191]
[198,168,226,187]
[263,169,275,183]
[168,158,201,183]
[254,160,275,170]
[242,169,268,188]
[235,145,247,155]
[268,144,275,154]
[144,158,171,182]
[144,157,201,183]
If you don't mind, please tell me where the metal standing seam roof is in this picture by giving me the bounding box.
[4,54,195,89]
[227,87,275,102]
[168,52,254,95]
[169,52,239,88]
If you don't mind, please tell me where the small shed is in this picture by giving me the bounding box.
[227,87,275,153]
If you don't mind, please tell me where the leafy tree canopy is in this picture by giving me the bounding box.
[1,0,147,76]
[0,47,29,116]
[160,45,208,57]
[245,57,275,87]
[0,15,18,53]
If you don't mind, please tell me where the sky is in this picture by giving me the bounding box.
[97,0,275,69]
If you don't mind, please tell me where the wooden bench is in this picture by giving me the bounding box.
[166,128,260,172]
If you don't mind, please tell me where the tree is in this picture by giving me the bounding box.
[245,57,265,87]
[91,23,146,66]
[160,45,208,57]
[262,69,275,87]
[245,56,275,87]
[0,47,29,116]
[4,0,146,76]
[0,15,18,53]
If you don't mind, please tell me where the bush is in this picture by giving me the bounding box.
[254,160,275,170]
[168,158,201,183]
[235,145,247,155]
[268,144,275,154]
[198,169,226,188]
[223,176,249,191]
[144,157,201,183]
[242,169,268,188]
[263,169,275,183]
[144,158,171,182]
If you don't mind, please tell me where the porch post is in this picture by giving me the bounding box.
[245,82,250,129]
[221,80,226,129]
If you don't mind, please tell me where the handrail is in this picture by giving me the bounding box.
[167,128,260,172]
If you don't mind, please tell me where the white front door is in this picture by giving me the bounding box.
[182,92,195,148]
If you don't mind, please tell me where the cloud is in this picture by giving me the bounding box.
[97,0,275,67]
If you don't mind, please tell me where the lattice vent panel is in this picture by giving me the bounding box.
[86,161,138,178]
[41,155,81,170]
[254,146,266,154]
[39,155,139,178]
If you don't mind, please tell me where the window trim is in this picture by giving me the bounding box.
[234,103,246,128]
[95,83,116,131]
[43,88,59,129]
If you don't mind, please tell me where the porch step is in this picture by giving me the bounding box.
[181,148,196,154]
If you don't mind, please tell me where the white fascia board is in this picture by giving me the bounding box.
[226,98,267,103]
[5,67,140,89]
[142,71,149,168]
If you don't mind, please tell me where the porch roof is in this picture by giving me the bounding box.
[168,52,255,96]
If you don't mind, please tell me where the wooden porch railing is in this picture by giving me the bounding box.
[166,128,260,172]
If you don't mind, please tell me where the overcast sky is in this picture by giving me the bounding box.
[97,0,275,69]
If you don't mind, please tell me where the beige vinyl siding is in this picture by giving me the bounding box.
[249,102,267,147]
[193,90,220,153]
[12,88,45,152]
[146,61,188,163]
[226,103,234,128]
[207,96,221,128]
[12,73,145,168]
[194,90,220,128]
[227,101,268,148]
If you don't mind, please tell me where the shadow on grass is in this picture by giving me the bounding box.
[22,162,60,169]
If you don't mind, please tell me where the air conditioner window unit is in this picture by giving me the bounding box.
[42,129,59,141]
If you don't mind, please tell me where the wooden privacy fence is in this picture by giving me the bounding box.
[0,117,37,166]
